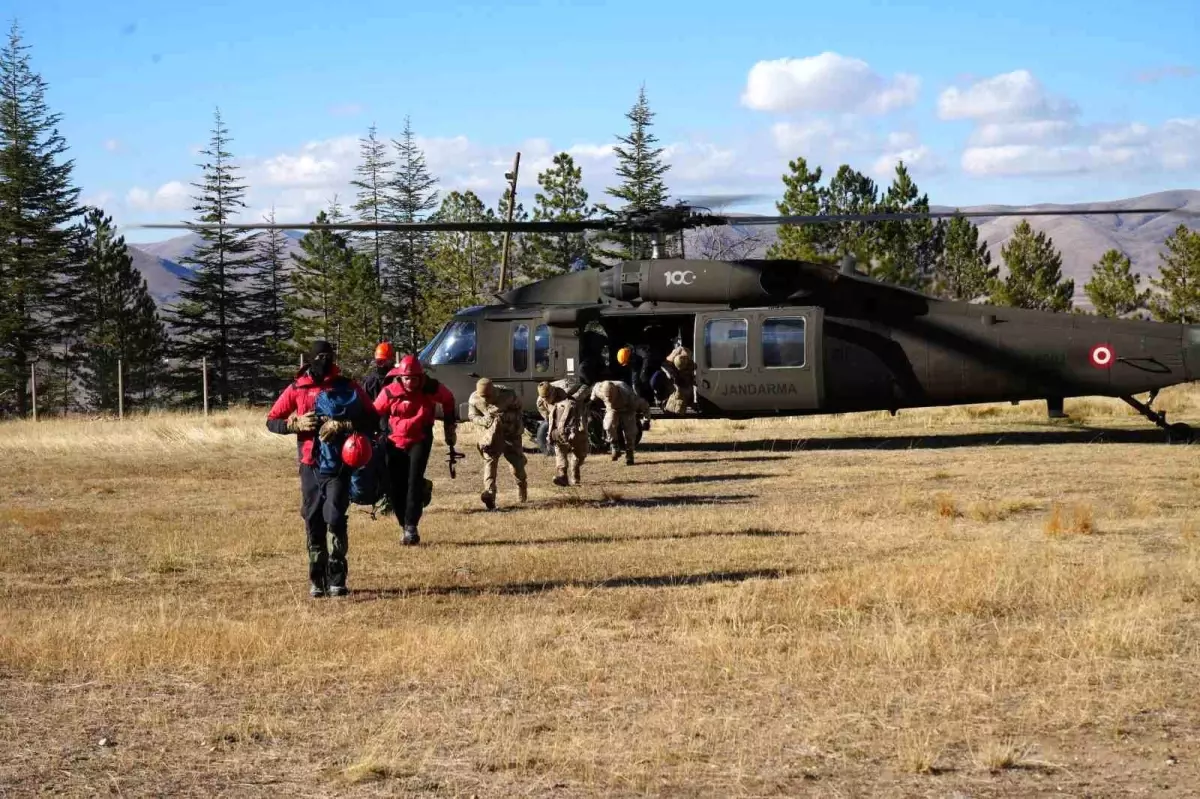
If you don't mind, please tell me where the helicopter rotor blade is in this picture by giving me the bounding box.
[130,219,615,233]
[128,204,1199,234]
[731,206,1200,226]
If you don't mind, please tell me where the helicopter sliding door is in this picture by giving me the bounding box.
[693,308,823,414]
[506,319,554,406]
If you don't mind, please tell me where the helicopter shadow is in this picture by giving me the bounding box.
[659,473,775,485]
[433,526,801,549]
[636,425,1178,452]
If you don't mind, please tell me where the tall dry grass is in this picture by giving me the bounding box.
[2,387,1199,796]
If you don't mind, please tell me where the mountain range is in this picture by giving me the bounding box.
[126,190,1199,309]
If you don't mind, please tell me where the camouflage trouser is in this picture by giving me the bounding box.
[553,432,588,484]
[479,434,528,499]
[603,408,639,455]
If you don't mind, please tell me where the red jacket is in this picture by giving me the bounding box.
[266,365,379,466]
[373,377,456,449]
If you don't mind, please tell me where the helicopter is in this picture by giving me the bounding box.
[137,199,1200,448]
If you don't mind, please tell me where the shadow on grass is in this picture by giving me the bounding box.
[457,493,756,515]
[433,526,802,549]
[351,566,793,601]
[659,473,775,485]
[635,425,1178,453]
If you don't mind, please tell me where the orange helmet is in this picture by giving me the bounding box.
[374,341,394,362]
[617,346,632,366]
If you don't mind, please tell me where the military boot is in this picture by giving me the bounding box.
[625,450,635,465]
[570,464,582,485]
[481,491,496,510]
[402,525,420,546]
[553,469,569,487]
[518,482,528,503]
[308,552,327,598]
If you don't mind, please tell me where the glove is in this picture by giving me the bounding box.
[288,410,317,434]
[444,423,457,448]
[318,418,353,442]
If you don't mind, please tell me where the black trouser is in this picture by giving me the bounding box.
[300,464,351,588]
[385,435,433,530]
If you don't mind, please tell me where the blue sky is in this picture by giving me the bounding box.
[8,0,1199,242]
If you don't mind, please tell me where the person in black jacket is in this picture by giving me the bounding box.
[361,341,395,400]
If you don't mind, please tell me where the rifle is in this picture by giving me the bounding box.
[447,445,466,478]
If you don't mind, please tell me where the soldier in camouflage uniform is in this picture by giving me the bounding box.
[467,377,528,509]
[537,378,590,487]
[590,379,649,464]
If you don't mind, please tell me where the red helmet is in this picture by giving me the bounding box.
[386,354,425,379]
[341,432,372,469]
[374,341,394,362]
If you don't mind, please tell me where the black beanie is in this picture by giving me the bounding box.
[307,340,334,362]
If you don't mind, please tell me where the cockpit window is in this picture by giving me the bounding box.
[426,321,477,365]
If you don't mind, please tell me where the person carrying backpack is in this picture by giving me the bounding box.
[266,340,379,598]
[373,354,458,545]
[537,378,590,487]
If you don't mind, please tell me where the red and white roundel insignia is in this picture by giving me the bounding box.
[1090,344,1114,367]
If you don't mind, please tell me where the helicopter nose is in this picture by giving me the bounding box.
[1185,325,1200,381]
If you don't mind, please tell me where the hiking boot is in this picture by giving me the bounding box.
[553,474,569,487]
[310,581,327,598]
[481,491,496,510]
[625,451,635,465]
[402,525,420,546]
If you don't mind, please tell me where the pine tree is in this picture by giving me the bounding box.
[936,215,998,301]
[0,21,82,417]
[286,209,353,352]
[351,122,393,339]
[1084,249,1149,318]
[873,161,944,290]
[424,191,499,331]
[162,107,258,408]
[823,164,880,267]
[244,207,294,394]
[336,249,384,368]
[765,156,830,262]
[385,116,439,351]
[991,219,1073,311]
[528,152,597,279]
[1148,225,1200,323]
[596,85,672,263]
[70,207,167,412]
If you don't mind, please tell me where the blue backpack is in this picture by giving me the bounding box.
[349,436,388,506]
[314,378,364,475]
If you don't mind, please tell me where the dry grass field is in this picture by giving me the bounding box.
[3,388,1200,797]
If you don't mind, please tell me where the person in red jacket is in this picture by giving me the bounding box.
[373,354,457,545]
[266,340,379,598]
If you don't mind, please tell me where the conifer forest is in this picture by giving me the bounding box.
[2,22,1198,418]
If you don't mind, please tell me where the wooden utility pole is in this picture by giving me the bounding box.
[498,151,521,293]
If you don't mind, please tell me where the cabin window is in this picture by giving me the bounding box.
[427,321,477,365]
[704,318,748,370]
[763,317,806,368]
[534,324,551,373]
[512,323,530,373]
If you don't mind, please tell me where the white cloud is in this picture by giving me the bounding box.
[103,139,121,152]
[741,52,919,115]
[960,119,1200,176]
[939,68,1200,179]
[126,180,191,212]
[937,69,1078,123]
